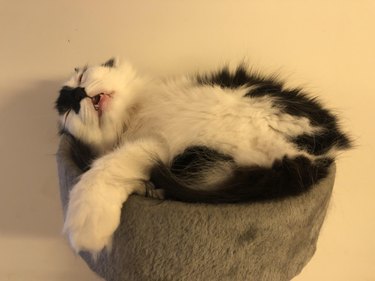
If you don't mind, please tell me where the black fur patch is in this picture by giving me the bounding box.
[197,65,352,155]
[248,87,351,154]
[151,155,333,203]
[292,131,351,155]
[102,58,116,68]
[248,88,333,125]
[55,86,87,114]
[197,65,283,90]
[170,146,233,180]
[64,133,97,172]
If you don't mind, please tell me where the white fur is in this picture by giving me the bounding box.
[63,136,169,253]
[59,58,337,255]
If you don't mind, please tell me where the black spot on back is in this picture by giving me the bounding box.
[293,131,351,156]
[197,65,283,90]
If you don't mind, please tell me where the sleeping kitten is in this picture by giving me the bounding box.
[55,58,351,255]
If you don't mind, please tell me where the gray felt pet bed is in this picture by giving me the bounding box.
[56,135,335,281]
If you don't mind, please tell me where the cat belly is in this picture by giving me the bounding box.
[138,93,312,167]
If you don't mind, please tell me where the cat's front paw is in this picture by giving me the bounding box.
[63,173,124,255]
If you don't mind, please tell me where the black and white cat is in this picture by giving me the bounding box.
[55,58,351,255]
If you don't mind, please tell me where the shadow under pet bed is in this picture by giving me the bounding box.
[56,135,335,281]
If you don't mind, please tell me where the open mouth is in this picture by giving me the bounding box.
[91,94,102,111]
[89,93,111,116]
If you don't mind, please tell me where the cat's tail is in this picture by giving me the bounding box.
[150,156,333,203]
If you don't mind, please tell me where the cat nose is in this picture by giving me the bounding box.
[55,86,88,114]
[73,87,87,102]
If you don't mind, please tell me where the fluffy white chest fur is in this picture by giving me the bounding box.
[55,58,351,255]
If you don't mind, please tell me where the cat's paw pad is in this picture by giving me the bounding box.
[63,179,123,255]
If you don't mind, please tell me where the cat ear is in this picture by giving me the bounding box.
[102,57,119,68]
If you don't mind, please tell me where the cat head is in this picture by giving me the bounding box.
[55,58,139,150]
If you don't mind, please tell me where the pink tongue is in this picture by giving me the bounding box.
[98,94,110,112]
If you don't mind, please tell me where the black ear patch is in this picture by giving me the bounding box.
[103,58,116,68]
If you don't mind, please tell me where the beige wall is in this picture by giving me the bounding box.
[0,1,374,280]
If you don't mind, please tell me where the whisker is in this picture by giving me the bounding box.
[63,109,71,131]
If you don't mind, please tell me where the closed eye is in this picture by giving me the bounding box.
[78,73,83,83]
[77,66,88,84]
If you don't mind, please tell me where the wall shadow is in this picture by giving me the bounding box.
[0,79,65,237]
